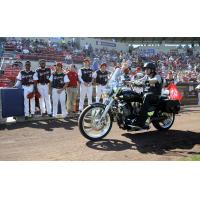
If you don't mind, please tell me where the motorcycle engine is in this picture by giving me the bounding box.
[118,102,132,117]
[117,103,135,129]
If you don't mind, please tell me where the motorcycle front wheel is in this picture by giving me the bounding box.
[78,104,113,141]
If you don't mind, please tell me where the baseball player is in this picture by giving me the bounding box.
[33,59,52,117]
[49,62,69,118]
[78,58,94,112]
[14,60,35,119]
[93,63,109,103]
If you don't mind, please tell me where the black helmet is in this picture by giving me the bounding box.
[143,62,156,70]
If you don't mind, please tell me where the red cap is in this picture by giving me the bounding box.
[136,67,141,71]
[56,62,63,67]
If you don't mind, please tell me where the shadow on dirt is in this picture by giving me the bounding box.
[0,117,78,132]
[86,130,200,156]
[86,139,135,151]
[122,130,200,155]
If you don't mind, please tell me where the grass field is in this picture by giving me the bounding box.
[184,155,200,161]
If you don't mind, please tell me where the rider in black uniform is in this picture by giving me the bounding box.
[132,62,163,129]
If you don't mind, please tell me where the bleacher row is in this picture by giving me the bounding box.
[0,65,21,87]
[4,45,15,51]
[0,76,14,87]
[19,54,84,63]
[3,44,85,63]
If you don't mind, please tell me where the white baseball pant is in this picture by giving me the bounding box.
[22,85,35,116]
[79,83,93,111]
[37,83,52,114]
[52,88,67,117]
[96,85,106,103]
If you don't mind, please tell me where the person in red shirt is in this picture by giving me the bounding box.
[66,64,79,113]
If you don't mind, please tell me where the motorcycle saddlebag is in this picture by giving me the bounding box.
[163,99,180,114]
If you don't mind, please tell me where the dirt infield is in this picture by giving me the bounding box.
[0,106,200,161]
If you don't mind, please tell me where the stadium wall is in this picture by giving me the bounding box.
[79,38,129,52]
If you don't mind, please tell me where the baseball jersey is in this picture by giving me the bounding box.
[79,68,93,83]
[95,70,109,85]
[34,68,51,84]
[49,72,69,89]
[17,70,35,85]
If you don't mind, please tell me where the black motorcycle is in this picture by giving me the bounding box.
[78,68,180,141]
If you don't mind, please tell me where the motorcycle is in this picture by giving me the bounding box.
[78,68,180,141]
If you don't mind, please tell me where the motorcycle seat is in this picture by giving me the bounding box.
[160,96,168,100]
[148,106,156,112]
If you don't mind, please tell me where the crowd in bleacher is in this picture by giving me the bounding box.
[1,38,200,84]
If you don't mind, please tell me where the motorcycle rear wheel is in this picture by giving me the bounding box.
[152,111,175,131]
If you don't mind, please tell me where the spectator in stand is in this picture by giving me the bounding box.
[131,67,144,80]
[127,59,132,67]
[22,49,29,54]
[190,73,197,82]
[91,58,100,71]
[66,64,79,114]
[84,42,89,56]
[120,63,132,83]
[164,71,175,87]
[13,60,23,69]
[88,43,93,57]
[65,54,72,64]
[114,62,121,69]
[195,63,200,73]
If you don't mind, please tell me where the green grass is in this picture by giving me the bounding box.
[184,155,200,161]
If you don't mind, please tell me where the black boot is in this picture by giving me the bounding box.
[131,116,149,130]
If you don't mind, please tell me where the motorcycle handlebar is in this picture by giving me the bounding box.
[124,80,144,87]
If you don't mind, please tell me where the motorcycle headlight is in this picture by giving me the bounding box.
[102,88,112,99]
[102,93,109,99]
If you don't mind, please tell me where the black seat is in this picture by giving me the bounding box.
[147,106,156,112]
[160,95,168,100]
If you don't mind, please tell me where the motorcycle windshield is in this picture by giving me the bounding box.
[107,68,122,88]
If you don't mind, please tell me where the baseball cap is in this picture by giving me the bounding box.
[39,59,46,64]
[56,62,63,67]
[100,63,107,67]
[25,60,31,65]
[83,57,90,62]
